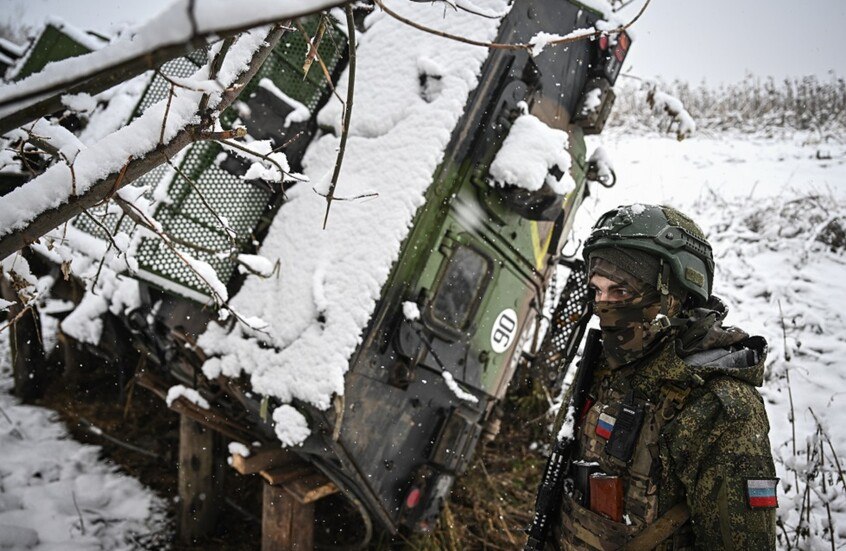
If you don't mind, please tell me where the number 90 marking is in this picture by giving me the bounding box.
[490,308,518,354]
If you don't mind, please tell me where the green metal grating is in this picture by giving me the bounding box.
[132,54,206,117]
[71,17,347,303]
[221,18,346,127]
[135,141,272,301]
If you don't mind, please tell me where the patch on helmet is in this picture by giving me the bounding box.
[595,412,616,440]
[745,478,778,509]
[685,267,705,287]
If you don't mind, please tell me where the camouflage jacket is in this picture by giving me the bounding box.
[557,313,777,550]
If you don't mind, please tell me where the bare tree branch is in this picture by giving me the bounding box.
[322,4,357,229]
[371,0,650,53]
[0,1,346,135]
[0,25,289,262]
[197,36,236,119]
[294,20,345,106]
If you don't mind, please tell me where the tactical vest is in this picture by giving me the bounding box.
[557,358,697,551]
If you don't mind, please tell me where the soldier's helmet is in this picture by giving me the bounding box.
[582,204,714,306]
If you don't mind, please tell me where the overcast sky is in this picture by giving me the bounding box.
[2,0,844,84]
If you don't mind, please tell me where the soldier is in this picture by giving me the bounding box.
[554,204,777,550]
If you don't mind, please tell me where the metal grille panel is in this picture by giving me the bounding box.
[135,141,271,299]
[71,17,347,303]
[534,260,591,379]
[134,55,206,117]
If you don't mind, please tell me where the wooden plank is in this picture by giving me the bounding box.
[231,448,296,475]
[262,483,314,550]
[283,473,338,505]
[135,370,258,444]
[259,465,313,486]
[178,415,224,543]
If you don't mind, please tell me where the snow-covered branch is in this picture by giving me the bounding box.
[0,0,345,135]
[0,25,288,262]
[372,0,649,56]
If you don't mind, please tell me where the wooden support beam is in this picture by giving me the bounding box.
[178,415,224,543]
[283,473,339,505]
[262,483,315,551]
[231,449,297,475]
[259,465,314,487]
[136,369,259,444]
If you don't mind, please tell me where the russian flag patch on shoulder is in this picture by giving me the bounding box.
[746,478,779,509]
[595,412,615,440]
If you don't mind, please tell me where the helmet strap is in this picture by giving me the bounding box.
[658,260,672,316]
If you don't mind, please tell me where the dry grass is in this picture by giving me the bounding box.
[397,374,552,550]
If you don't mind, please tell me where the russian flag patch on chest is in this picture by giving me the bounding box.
[595,412,616,440]
[746,478,779,509]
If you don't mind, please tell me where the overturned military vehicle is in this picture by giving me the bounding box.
[198,0,625,537]
[9,0,631,544]
[135,0,629,540]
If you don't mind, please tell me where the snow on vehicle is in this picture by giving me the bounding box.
[0,0,631,543]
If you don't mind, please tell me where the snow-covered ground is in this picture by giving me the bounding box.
[0,332,166,550]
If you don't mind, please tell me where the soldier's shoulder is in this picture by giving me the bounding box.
[680,336,769,422]
[703,375,767,422]
[670,371,768,438]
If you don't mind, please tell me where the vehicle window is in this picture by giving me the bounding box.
[429,246,491,332]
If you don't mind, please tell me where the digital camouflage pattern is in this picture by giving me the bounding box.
[556,299,777,550]
[593,296,666,368]
[588,257,682,369]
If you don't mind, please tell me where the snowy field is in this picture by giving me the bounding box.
[0,332,166,549]
[1,129,845,548]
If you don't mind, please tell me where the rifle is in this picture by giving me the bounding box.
[524,327,603,551]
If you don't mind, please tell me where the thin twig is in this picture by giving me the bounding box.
[818,429,836,551]
[372,0,651,52]
[219,138,302,185]
[272,129,305,153]
[809,408,846,493]
[81,209,132,271]
[294,20,345,106]
[115,198,267,333]
[156,71,211,93]
[78,416,162,460]
[72,491,86,535]
[614,0,641,11]
[778,299,791,361]
[0,404,25,439]
[26,132,78,195]
[25,134,60,157]
[66,160,77,196]
[452,1,503,19]
[300,15,327,79]
[197,36,235,120]
[186,0,199,40]
[313,189,378,202]
[159,83,175,145]
[166,155,237,249]
[95,157,132,207]
[0,302,34,334]
[786,367,799,492]
[322,4,357,230]
[198,127,246,141]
